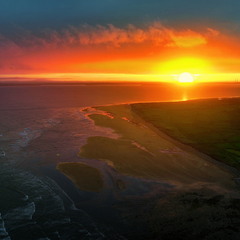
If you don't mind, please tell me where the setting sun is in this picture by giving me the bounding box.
[178,72,194,83]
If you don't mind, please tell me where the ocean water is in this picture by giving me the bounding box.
[0,82,239,110]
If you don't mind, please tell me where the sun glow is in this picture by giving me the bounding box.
[178,72,194,83]
[156,57,212,75]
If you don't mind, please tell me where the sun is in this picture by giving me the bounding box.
[178,72,194,83]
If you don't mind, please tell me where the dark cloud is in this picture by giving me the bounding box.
[0,22,215,50]
[0,0,240,32]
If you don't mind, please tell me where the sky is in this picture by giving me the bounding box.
[1,0,240,81]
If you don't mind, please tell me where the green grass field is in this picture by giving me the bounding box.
[131,98,240,169]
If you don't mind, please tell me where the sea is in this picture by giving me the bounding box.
[1,82,239,110]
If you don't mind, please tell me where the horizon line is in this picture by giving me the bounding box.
[1,72,240,83]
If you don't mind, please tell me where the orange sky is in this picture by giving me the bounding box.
[1,22,240,82]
